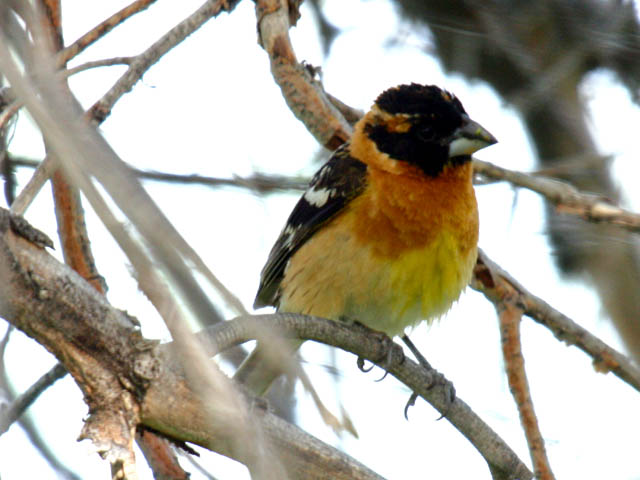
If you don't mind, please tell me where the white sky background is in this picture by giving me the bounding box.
[1,0,640,478]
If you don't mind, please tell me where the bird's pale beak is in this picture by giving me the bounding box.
[448,116,497,158]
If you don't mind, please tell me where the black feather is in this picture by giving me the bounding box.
[254,145,367,308]
[368,84,469,176]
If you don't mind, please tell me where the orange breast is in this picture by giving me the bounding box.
[351,162,478,260]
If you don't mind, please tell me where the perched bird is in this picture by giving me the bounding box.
[236,83,496,395]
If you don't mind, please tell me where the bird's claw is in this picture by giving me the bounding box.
[428,371,456,420]
[404,392,418,420]
[357,356,374,373]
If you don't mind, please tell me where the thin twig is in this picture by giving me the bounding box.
[0,363,68,435]
[472,250,640,393]
[0,99,21,131]
[89,0,242,125]
[10,154,58,215]
[63,57,133,77]
[0,0,159,150]
[58,0,159,66]
[498,304,556,480]
[136,170,308,192]
[11,157,309,193]
[0,325,79,479]
[4,156,39,168]
[296,364,358,437]
[474,159,640,233]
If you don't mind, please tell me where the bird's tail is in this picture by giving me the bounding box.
[233,339,305,396]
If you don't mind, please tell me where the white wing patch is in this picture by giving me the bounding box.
[304,187,333,207]
[282,225,296,247]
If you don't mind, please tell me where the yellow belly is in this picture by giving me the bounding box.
[279,223,477,337]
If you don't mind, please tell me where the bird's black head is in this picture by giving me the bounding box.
[364,83,496,176]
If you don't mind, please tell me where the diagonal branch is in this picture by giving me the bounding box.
[7,0,248,318]
[0,0,158,139]
[89,0,241,124]
[255,0,352,150]
[0,363,67,435]
[472,250,640,393]
[58,0,159,65]
[474,159,640,234]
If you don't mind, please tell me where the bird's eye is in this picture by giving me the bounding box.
[417,125,436,142]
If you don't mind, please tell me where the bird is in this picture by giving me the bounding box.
[235,83,497,395]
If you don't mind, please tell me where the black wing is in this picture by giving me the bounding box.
[254,144,368,308]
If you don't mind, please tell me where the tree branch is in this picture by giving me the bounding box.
[63,57,133,77]
[472,250,640,393]
[255,0,352,150]
[0,207,385,480]
[497,304,555,480]
[201,314,534,480]
[474,159,640,234]
[5,0,247,318]
[11,157,309,193]
[89,0,241,124]
[0,362,67,435]
[58,0,159,66]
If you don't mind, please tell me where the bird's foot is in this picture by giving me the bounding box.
[400,334,456,420]
[353,322,404,379]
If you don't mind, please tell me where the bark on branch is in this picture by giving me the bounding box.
[0,208,385,480]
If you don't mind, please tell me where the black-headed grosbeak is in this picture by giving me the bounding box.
[237,83,496,394]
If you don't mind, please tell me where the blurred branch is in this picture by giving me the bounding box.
[472,250,640,393]
[497,304,555,480]
[135,428,190,480]
[11,0,242,214]
[136,169,308,193]
[0,0,159,136]
[474,159,640,233]
[0,363,67,435]
[203,314,534,480]
[0,208,385,480]
[11,156,310,193]
[10,155,57,215]
[0,81,17,206]
[6,0,248,319]
[0,326,80,480]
